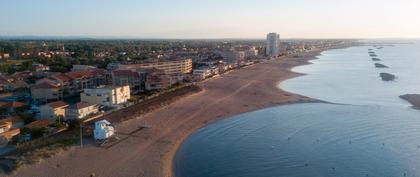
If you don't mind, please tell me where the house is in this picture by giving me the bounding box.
[65,102,99,120]
[145,68,170,91]
[2,116,24,128]
[0,120,12,134]
[0,77,10,92]
[39,101,68,120]
[0,119,20,145]
[32,63,50,72]
[0,101,26,114]
[65,69,107,93]
[112,70,143,94]
[0,53,10,60]
[93,120,115,140]
[81,85,130,107]
[193,68,212,81]
[31,79,62,103]
[31,69,106,103]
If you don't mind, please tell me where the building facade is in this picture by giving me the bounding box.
[31,81,62,103]
[81,85,131,107]
[117,58,193,75]
[65,102,99,120]
[39,101,68,120]
[216,50,245,65]
[0,119,20,145]
[145,68,170,91]
[111,70,143,94]
[266,32,281,57]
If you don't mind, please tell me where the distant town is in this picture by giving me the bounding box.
[0,34,355,172]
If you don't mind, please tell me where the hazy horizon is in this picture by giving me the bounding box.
[1,0,420,39]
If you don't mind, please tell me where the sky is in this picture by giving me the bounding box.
[1,0,420,39]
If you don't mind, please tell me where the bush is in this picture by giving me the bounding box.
[30,127,47,139]
[17,113,36,124]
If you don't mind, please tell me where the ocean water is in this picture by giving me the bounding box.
[174,42,420,177]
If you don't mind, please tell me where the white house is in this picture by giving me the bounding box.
[81,85,130,107]
[193,68,212,81]
[65,102,99,120]
[39,101,68,120]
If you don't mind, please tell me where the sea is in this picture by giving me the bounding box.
[174,41,420,177]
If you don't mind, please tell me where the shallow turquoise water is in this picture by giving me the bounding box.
[174,42,420,177]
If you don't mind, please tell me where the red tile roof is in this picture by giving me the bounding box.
[66,70,95,79]
[32,81,60,89]
[1,116,24,125]
[0,76,9,85]
[46,101,68,109]
[25,120,52,129]
[2,101,26,108]
[70,102,96,110]
[51,73,73,82]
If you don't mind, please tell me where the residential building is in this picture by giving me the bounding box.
[1,101,26,114]
[31,80,62,103]
[0,53,10,60]
[65,102,99,120]
[112,70,143,94]
[39,101,68,120]
[62,69,107,94]
[31,69,106,103]
[0,77,11,92]
[193,68,212,81]
[0,75,29,92]
[81,85,130,107]
[117,58,193,75]
[266,32,281,57]
[0,116,24,129]
[0,120,12,134]
[145,68,170,91]
[32,63,50,72]
[0,119,20,145]
[235,46,259,59]
[216,50,245,65]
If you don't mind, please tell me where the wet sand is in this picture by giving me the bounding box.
[11,50,329,177]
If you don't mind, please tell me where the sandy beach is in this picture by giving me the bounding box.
[11,50,327,177]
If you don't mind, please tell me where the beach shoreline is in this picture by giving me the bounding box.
[12,47,346,177]
[168,50,325,177]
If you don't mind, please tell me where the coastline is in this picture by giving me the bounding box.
[12,48,342,177]
[168,51,323,177]
[168,50,327,177]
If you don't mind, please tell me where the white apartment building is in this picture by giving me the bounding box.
[81,85,131,107]
[117,58,193,75]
